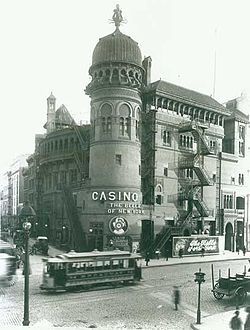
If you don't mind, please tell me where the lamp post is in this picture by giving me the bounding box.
[194,268,206,325]
[19,201,36,327]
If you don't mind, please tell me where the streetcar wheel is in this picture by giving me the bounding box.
[235,287,247,305]
[213,283,224,300]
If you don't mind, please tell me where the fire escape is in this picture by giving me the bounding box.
[177,120,212,229]
[141,108,157,252]
[61,185,86,251]
[151,120,212,254]
[71,124,89,181]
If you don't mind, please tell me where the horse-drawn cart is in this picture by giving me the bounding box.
[211,264,250,305]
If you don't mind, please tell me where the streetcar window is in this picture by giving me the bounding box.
[128,259,134,267]
[104,260,111,269]
[96,260,103,270]
[123,259,129,268]
[118,260,124,268]
[112,260,119,269]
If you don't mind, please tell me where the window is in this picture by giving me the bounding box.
[136,120,139,138]
[155,184,163,205]
[107,117,112,133]
[223,194,233,209]
[164,167,168,177]
[239,142,245,156]
[231,177,235,184]
[102,117,106,133]
[119,117,125,135]
[115,154,122,165]
[238,174,244,185]
[239,126,245,139]
[163,130,171,146]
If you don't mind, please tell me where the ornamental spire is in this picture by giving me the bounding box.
[111,4,124,29]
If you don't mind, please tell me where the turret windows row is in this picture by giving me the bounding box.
[40,137,81,155]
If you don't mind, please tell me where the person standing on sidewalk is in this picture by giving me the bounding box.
[243,245,246,256]
[229,310,242,330]
[145,251,150,266]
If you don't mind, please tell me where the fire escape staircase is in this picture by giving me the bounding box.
[150,211,193,253]
[62,185,86,251]
[179,120,211,155]
[71,123,87,180]
[178,155,212,186]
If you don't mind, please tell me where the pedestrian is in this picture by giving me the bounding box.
[229,310,242,330]
[201,246,205,257]
[236,244,240,255]
[145,252,150,266]
[165,248,169,261]
[155,249,160,260]
[244,306,250,330]
[243,245,246,256]
[173,286,180,311]
[178,248,183,258]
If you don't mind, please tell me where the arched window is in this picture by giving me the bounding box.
[125,117,130,135]
[155,184,163,205]
[107,117,112,133]
[100,103,112,134]
[119,117,125,135]
[119,104,131,137]
[102,117,106,133]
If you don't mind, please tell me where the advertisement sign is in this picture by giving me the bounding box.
[109,216,129,236]
[172,236,219,257]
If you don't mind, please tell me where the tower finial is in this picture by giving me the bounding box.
[112,4,123,29]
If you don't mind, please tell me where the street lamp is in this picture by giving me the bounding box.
[194,268,206,325]
[19,201,36,327]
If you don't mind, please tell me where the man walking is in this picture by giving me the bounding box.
[173,286,180,311]
[229,310,242,330]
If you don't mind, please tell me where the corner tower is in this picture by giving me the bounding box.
[85,6,144,249]
[86,6,144,192]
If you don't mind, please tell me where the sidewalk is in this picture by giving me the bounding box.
[141,250,250,268]
[190,307,249,330]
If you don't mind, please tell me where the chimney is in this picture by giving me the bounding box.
[142,56,152,86]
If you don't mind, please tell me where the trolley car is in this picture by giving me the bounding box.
[40,249,142,292]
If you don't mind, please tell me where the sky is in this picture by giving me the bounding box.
[0,0,250,179]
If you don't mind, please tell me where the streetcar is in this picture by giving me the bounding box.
[0,253,17,286]
[40,249,142,292]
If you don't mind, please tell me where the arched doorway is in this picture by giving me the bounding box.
[225,222,233,251]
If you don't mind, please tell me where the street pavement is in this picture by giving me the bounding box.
[3,239,250,329]
[46,244,250,330]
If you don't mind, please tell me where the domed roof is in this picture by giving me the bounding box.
[92,29,142,67]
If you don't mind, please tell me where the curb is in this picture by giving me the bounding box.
[141,256,250,269]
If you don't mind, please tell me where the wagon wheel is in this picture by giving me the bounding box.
[213,283,224,300]
[235,287,247,305]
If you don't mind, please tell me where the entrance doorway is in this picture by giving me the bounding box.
[225,222,233,251]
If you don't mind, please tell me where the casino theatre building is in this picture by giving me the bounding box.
[21,6,249,255]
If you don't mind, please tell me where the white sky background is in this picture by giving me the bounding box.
[0,0,250,178]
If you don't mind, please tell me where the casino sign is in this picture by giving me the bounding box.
[109,217,128,236]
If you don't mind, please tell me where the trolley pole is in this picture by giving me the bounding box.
[19,201,36,327]
[197,280,201,324]
[23,224,30,326]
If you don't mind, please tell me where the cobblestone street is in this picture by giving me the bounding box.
[1,253,249,329]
